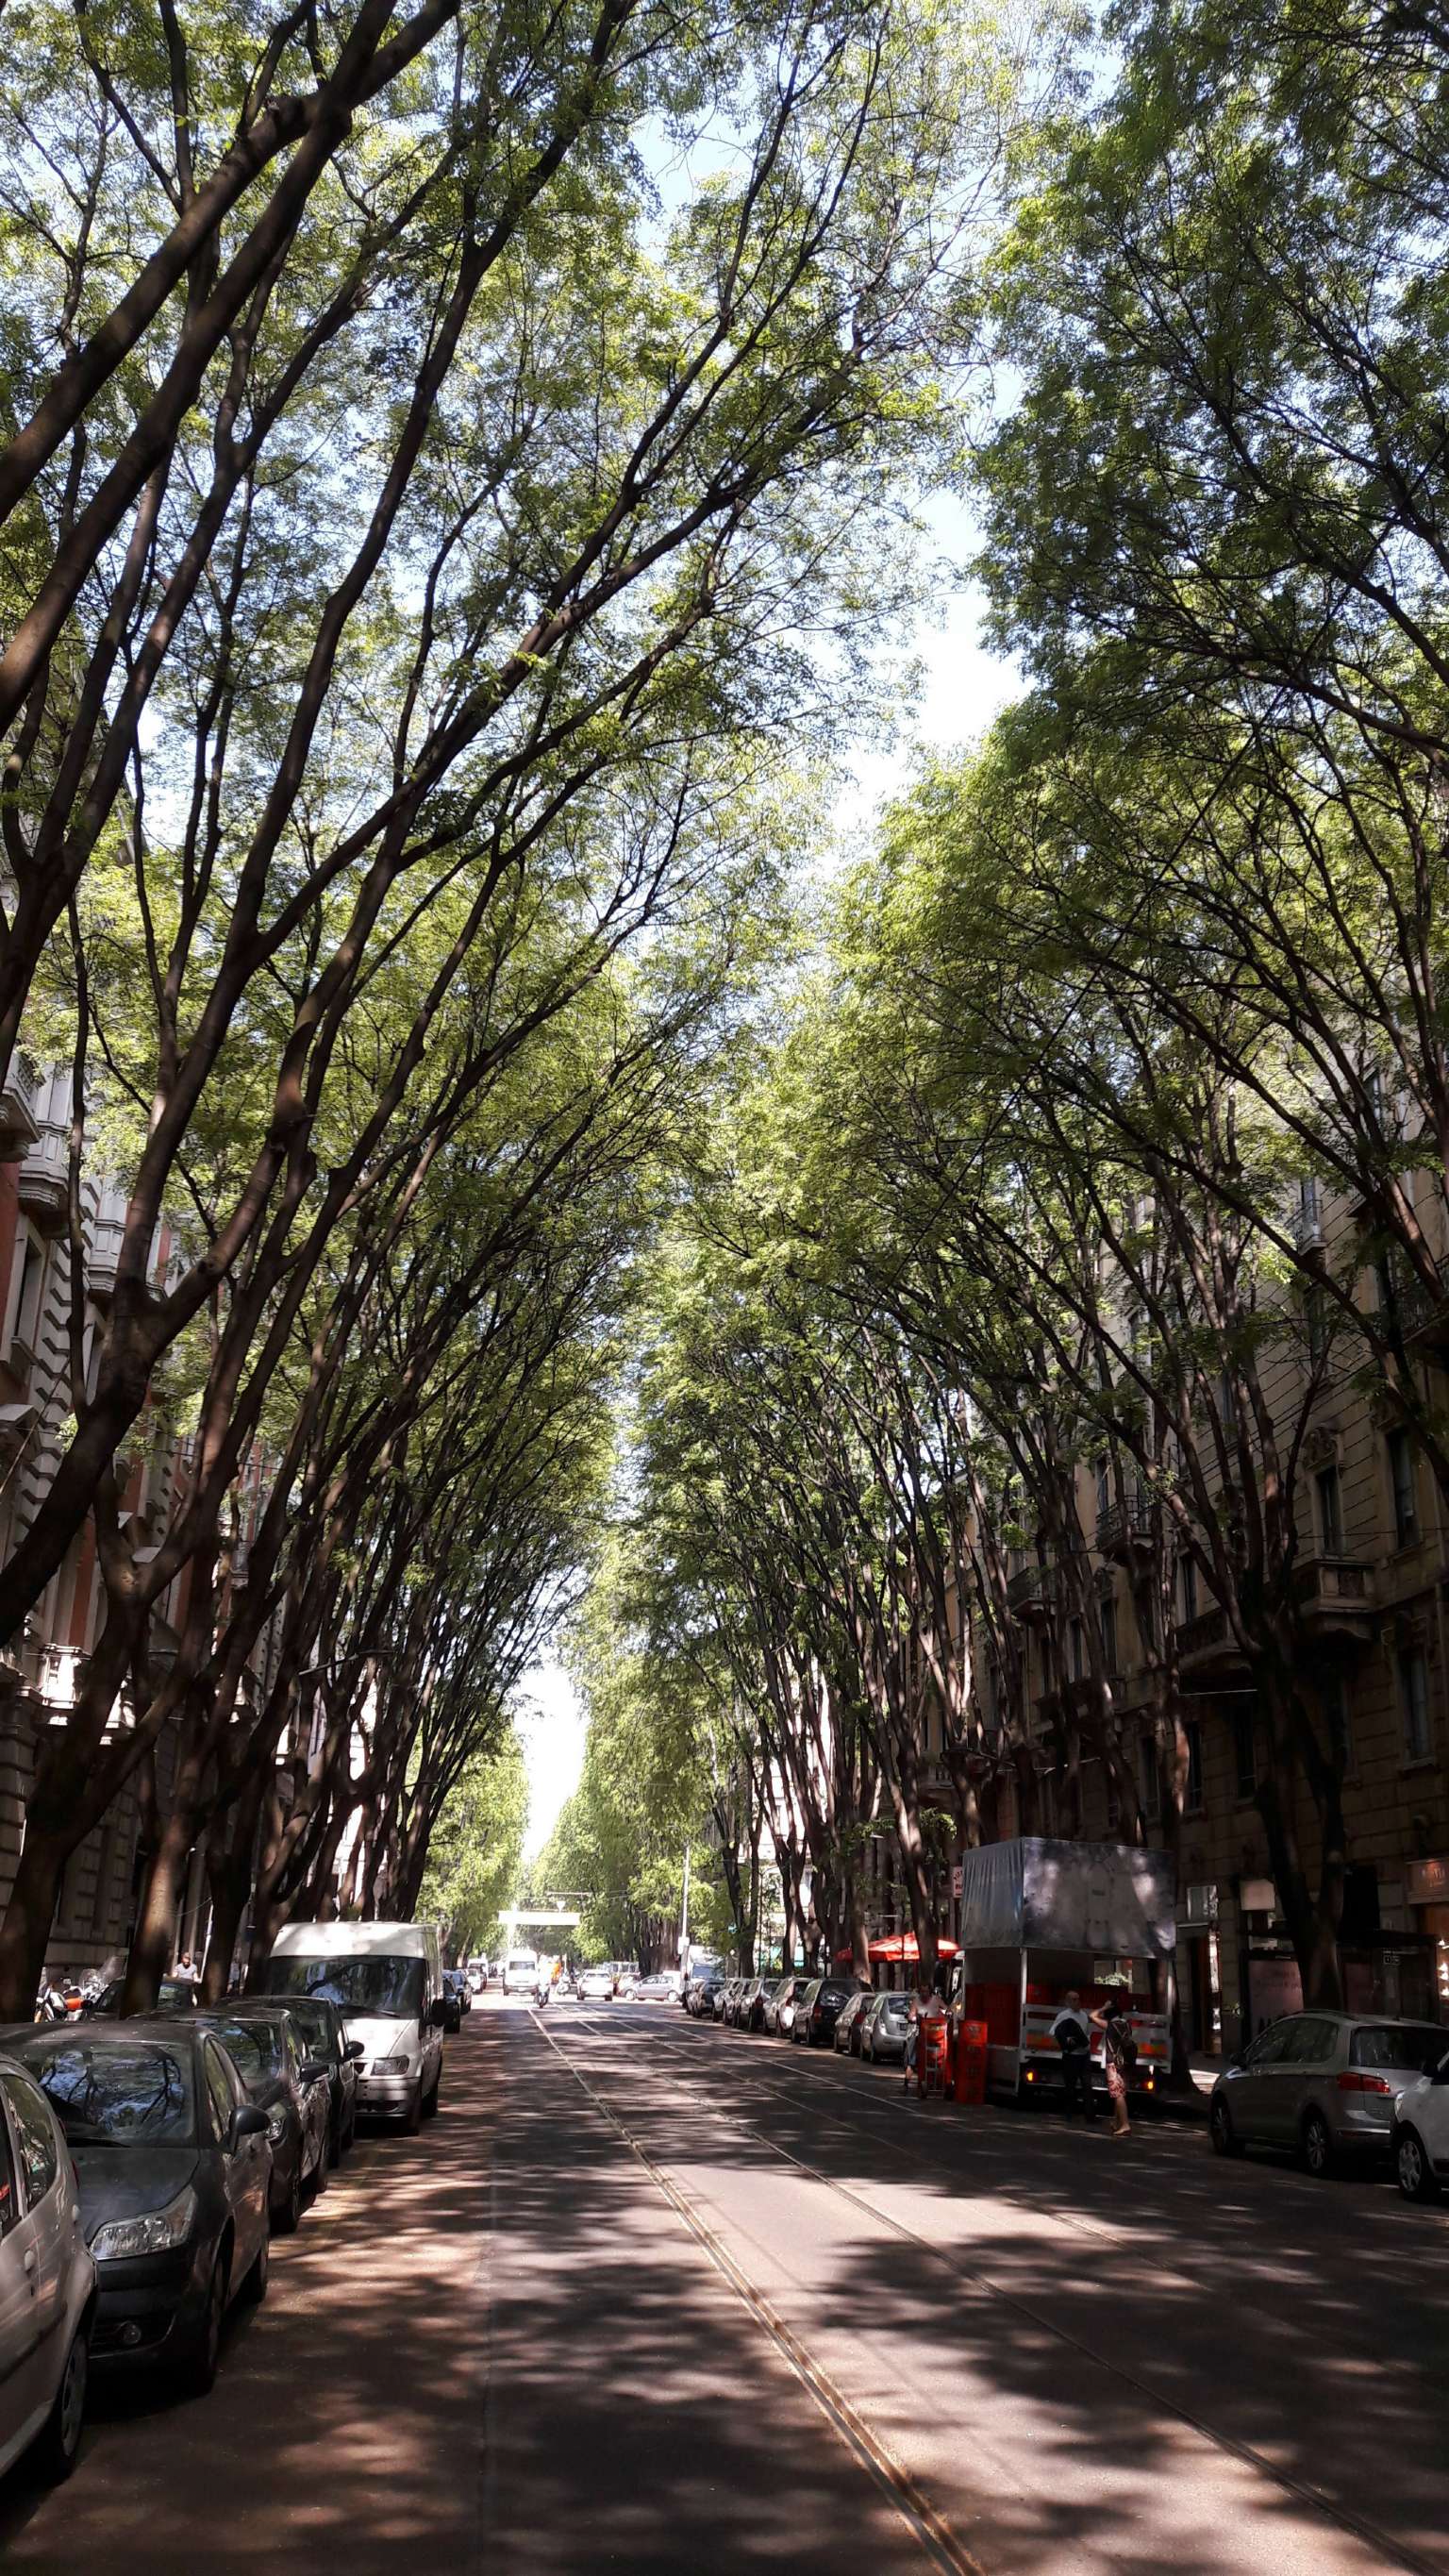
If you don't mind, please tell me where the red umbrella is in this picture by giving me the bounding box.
[832,1933,961,1965]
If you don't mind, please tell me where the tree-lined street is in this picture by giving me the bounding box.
[6,2001,1442,2576]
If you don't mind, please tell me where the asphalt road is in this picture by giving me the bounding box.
[2,1997,1445,2575]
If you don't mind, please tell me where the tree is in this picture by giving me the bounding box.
[417,1733,530,1964]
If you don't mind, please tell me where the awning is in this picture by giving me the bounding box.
[833,1933,961,1965]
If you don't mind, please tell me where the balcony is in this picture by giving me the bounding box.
[87,1210,125,1300]
[1006,1563,1055,1622]
[1291,1551,1375,1638]
[0,1054,39,1161]
[1174,1604,1243,1675]
[1096,1497,1158,1561]
[16,1116,67,1236]
[1376,1255,1449,1352]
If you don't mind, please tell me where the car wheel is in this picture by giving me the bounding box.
[1396,2126,1440,2201]
[423,2065,441,2118]
[1302,2109,1335,2178]
[1208,2097,1244,2159]
[180,2251,228,2398]
[403,2080,423,2135]
[33,2321,88,2481]
[275,2153,304,2234]
[240,2227,270,2305]
[308,2134,329,2197]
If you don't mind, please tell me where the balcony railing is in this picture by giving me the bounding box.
[1006,1563,1054,1619]
[1292,1552,1375,1627]
[1175,1604,1239,1666]
[1096,1497,1158,1559]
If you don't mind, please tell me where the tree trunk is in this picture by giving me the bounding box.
[123,1796,197,2014]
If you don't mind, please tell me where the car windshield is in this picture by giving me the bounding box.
[1352,2023,1449,2073]
[266,1955,425,2016]
[211,2017,284,2078]
[28,2040,195,2146]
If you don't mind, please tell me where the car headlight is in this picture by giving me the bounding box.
[92,2187,197,2261]
[267,2110,289,2143]
[374,2054,410,2072]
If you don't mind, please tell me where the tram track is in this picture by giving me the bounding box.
[539,2003,1444,2576]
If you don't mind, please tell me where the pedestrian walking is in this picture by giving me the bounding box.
[1092,1995,1137,2137]
[1051,1990,1095,2120]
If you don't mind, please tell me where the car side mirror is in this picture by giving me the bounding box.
[300,2059,330,2086]
[428,1997,449,2028]
[344,2039,364,2062]
[229,2104,269,2149]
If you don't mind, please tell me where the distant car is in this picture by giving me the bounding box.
[860,1992,910,2064]
[635,1975,675,2002]
[689,1969,726,2018]
[1,2019,270,2395]
[734,1974,769,2032]
[834,1990,871,2055]
[716,1976,742,2026]
[1209,2013,1449,2174]
[187,2003,330,2233]
[504,1950,540,1997]
[578,1965,615,2001]
[249,1988,361,2165]
[0,2049,95,2480]
[710,1977,733,2022]
[442,1970,472,2017]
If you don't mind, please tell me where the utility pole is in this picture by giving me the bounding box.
[679,1843,691,1965]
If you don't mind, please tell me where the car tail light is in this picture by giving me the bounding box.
[1338,2070,1393,2095]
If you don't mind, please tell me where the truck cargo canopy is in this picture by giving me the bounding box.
[958,1838,1176,1958]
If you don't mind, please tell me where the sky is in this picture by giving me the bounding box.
[516,525,1021,1859]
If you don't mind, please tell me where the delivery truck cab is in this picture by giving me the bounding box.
[265,1919,447,2132]
[947,1838,1175,2108]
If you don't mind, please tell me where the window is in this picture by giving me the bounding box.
[1324,1670,1353,1774]
[1234,1707,1257,1799]
[1243,2021,1293,2067]
[1179,1554,1198,1623]
[1095,1458,1110,1518]
[1298,1176,1322,1237]
[1139,1733,1161,1821]
[1399,1647,1432,1762]
[202,2043,238,2143]
[1315,1464,1342,1557]
[1,2070,58,2206]
[1069,1617,1085,1683]
[1282,2016,1337,2065]
[6,1227,46,1363]
[0,2097,15,2234]
[1388,1430,1419,1547]
[1100,1596,1118,1674]
[1185,1720,1205,1814]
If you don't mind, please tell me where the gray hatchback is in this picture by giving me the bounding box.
[1209,2012,1449,2175]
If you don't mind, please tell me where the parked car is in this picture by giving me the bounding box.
[186,2003,330,2233]
[716,1976,742,2026]
[792,1978,863,2047]
[265,1920,449,2128]
[1391,2037,1449,2198]
[83,1976,198,2017]
[860,1992,911,2064]
[688,1968,725,2017]
[734,1974,768,2032]
[1209,2013,1449,2174]
[442,1970,472,2017]
[710,1976,733,2022]
[0,2019,270,2396]
[764,1975,802,2037]
[635,1974,675,2002]
[0,2049,95,2479]
[249,1989,361,2166]
[578,1965,615,2001]
[833,1990,871,2055]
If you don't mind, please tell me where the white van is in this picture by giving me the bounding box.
[266,1921,447,2132]
[503,1948,539,1996]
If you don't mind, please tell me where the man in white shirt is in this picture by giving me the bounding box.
[1052,1989,1095,2120]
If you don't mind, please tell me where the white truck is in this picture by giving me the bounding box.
[947,1837,1176,2108]
[266,1919,449,2133]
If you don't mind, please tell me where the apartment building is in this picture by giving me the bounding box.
[0,1062,283,1985]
